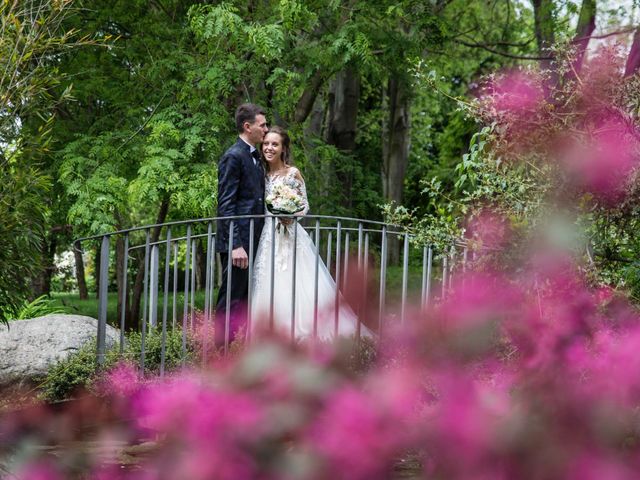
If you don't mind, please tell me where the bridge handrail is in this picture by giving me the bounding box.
[73,213,409,246]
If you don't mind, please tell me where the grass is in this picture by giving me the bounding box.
[51,290,212,328]
[50,261,441,327]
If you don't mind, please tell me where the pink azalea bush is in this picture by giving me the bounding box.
[477,46,640,203]
[5,261,640,479]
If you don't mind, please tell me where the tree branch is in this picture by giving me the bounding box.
[294,70,327,124]
[116,91,168,152]
[574,26,637,42]
[454,39,553,60]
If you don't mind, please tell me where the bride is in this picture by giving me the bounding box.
[250,126,372,340]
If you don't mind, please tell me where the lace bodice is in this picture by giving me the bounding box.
[265,167,309,216]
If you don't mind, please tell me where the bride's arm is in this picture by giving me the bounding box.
[292,168,309,216]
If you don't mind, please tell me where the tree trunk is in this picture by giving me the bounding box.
[625,28,640,77]
[382,77,412,265]
[73,241,88,300]
[532,0,556,72]
[304,93,327,212]
[570,0,596,76]
[325,67,360,209]
[127,197,170,331]
[32,232,57,297]
[294,70,326,124]
[196,240,205,291]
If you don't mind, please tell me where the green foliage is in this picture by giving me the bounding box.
[126,327,195,375]
[40,327,195,402]
[0,164,51,324]
[0,0,96,324]
[1,295,69,322]
[0,0,93,151]
[39,342,107,402]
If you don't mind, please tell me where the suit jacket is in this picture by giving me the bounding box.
[215,138,265,252]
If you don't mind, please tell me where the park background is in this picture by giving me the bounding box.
[5,0,640,478]
[3,0,638,322]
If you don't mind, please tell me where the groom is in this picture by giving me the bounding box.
[215,103,268,348]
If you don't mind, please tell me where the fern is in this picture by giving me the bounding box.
[1,295,69,322]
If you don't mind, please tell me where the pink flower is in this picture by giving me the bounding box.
[305,385,414,479]
[95,361,141,397]
[489,71,543,114]
[560,113,639,199]
[14,461,63,480]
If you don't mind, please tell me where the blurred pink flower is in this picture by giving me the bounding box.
[466,211,511,250]
[305,385,414,479]
[560,113,639,199]
[15,461,63,480]
[489,71,543,114]
[566,454,638,480]
[96,361,141,397]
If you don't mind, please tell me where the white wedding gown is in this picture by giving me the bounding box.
[250,167,372,341]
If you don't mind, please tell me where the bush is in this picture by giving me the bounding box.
[40,327,194,402]
[39,342,111,402]
[125,326,195,374]
[1,295,69,321]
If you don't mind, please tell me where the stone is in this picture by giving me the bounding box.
[0,314,119,387]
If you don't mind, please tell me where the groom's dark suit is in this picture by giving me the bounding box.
[215,138,265,347]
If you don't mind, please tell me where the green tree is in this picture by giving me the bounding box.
[0,0,93,323]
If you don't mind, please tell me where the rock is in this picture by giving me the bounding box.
[0,315,119,387]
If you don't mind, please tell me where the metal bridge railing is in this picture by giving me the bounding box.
[74,214,470,374]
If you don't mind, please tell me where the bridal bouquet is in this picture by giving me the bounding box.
[266,183,305,215]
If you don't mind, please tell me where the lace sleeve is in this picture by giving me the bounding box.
[292,168,309,215]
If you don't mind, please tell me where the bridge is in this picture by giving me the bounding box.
[75,214,469,374]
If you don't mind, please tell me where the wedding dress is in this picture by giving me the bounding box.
[250,167,372,340]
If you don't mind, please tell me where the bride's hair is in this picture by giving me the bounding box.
[265,125,292,166]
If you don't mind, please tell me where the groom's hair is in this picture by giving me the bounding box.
[235,103,265,133]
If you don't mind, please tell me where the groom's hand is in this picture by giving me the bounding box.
[231,246,249,269]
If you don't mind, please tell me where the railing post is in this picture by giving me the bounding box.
[268,217,276,333]
[357,223,363,270]
[190,238,196,329]
[334,221,342,337]
[442,251,448,300]
[378,226,387,335]
[358,232,369,343]
[326,231,332,273]
[422,245,432,312]
[160,228,172,377]
[203,222,213,360]
[462,245,468,290]
[182,224,192,363]
[313,218,321,340]
[119,234,128,354]
[247,219,254,343]
[149,244,159,328]
[97,235,110,366]
[172,242,178,329]
[343,232,350,288]
[140,230,150,374]
[401,233,409,325]
[225,221,234,354]
[449,245,455,290]
[290,218,299,342]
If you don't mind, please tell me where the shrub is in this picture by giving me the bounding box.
[1,295,69,322]
[39,342,111,402]
[125,326,195,374]
[39,326,194,402]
